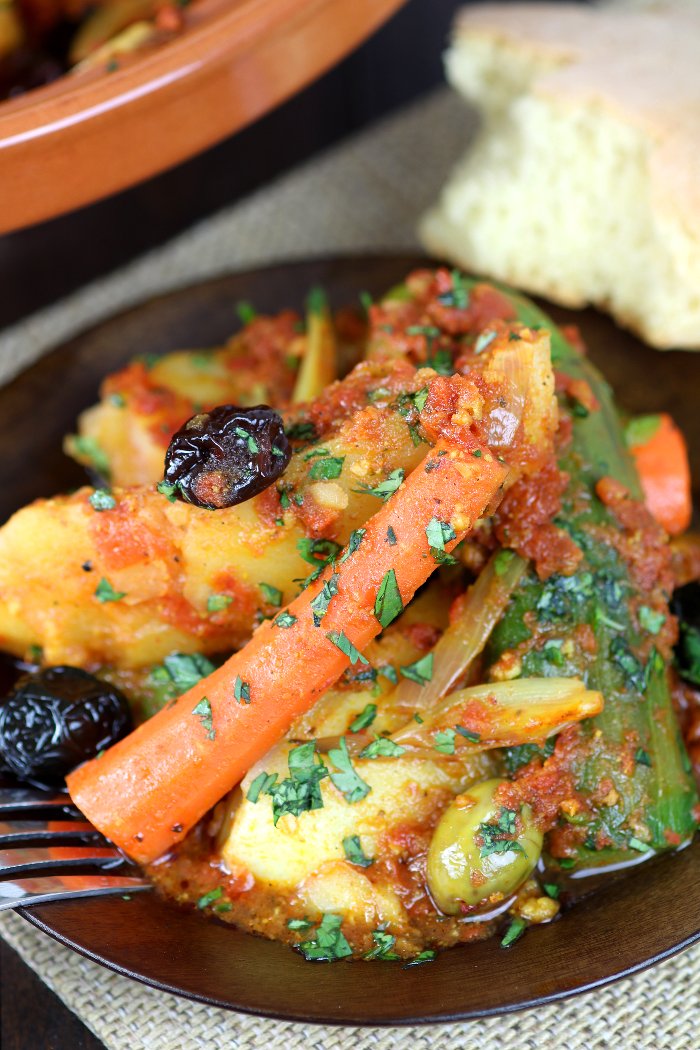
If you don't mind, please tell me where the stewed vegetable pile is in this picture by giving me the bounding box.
[0,269,697,961]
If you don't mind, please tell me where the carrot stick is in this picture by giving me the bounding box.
[627,413,692,536]
[67,440,509,864]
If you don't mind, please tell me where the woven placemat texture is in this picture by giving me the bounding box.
[0,88,698,1049]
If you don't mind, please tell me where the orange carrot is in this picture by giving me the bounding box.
[627,413,692,536]
[67,440,509,864]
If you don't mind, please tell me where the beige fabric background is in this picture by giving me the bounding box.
[0,90,698,1049]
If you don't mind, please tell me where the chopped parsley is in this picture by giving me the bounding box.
[233,676,251,704]
[628,836,652,853]
[252,742,329,824]
[259,582,283,608]
[625,414,661,448]
[359,736,404,760]
[610,637,647,692]
[437,270,469,310]
[234,427,259,455]
[365,929,399,961]
[350,703,377,733]
[374,569,403,628]
[386,526,398,546]
[94,577,126,603]
[157,480,179,502]
[639,605,665,635]
[207,593,233,613]
[477,808,524,857]
[342,834,373,867]
[474,329,497,354]
[412,386,429,413]
[297,538,342,583]
[196,887,223,909]
[287,917,314,931]
[309,456,344,481]
[359,290,373,314]
[433,729,457,755]
[543,883,559,899]
[493,549,517,576]
[296,913,352,962]
[328,737,371,803]
[678,622,700,686]
[354,468,404,501]
[109,392,126,408]
[425,517,457,564]
[285,421,317,443]
[192,696,215,741]
[377,664,398,685]
[274,611,298,628]
[340,528,366,563]
[404,950,436,967]
[306,286,327,317]
[635,748,652,767]
[150,652,216,697]
[455,725,481,743]
[399,652,433,685]
[72,435,110,477]
[310,572,340,626]
[88,488,116,512]
[501,917,526,948]
[326,630,369,666]
[236,300,257,325]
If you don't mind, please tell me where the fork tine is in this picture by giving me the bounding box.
[0,873,152,911]
[0,819,105,846]
[0,844,128,877]
[0,786,80,817]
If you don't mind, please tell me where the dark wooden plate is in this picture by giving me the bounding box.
[3,255,700,1025]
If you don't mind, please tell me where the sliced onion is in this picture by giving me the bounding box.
[393,550,526,712]
[392,677,603,753]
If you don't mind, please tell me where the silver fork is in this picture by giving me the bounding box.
[0,785,151,909]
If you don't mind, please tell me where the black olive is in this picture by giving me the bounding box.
[671,582,700,687]
[162,405,291,510]
[0,666,132,788]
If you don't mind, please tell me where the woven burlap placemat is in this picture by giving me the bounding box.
[1,89,698,1049]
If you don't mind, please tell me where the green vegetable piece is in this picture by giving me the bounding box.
[296,913,352,962]
[374,569,403,628]
[236,301,257,326]
[433,729,456,755]
[639,605,665,635]
[501,918,527,949]
[326,631,369,666]
[400,653,433,685]
[342,834,373,867]
[259,582,283,608]
[266,742,328,824]
[427,779,542,914]
[233,676,251,704]
[328,737,371,803]
[94,577,126,603]
[72,435,110,477]
[354,468,404,501]
[350,704,377,733]
[309,456,344,481]
[157,480,178,502]
[88,489,116,512]
[207,594,233,613]
[625,414,661,448]
[404,950,436,966]
[192,697,215,741]
[359,736,404,760]
[365,929,399,960]
[310,572,339,626]
[274,611,297,629]
[197,887,223,909]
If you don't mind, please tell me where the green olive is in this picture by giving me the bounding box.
[427,778,543,915]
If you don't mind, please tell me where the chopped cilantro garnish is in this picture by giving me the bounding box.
[207,593,232,613]
[234,427,259,454]
[236,300,257,325]
[157,480,178,502]
[306,286,327,317]
[109,392,126,408]
[477,807,524,857]
[610,637,646,692]
[399,652,433,685]
[328,737,371,803]
[296,913,352,962]
[285,421,317,443]
[72,435,110,477]
[677,622,700,686]
[259,582,282,608]
[342,834,373,867]
[412,386,429,413]
[433,729,456,755]
[310,572,340,626]
[365,929,399,961]
[437,269,469,310]
[543,883,559,899]
[455,725,480,743]
[197,887,223,909]
[350,703,377,733]
[192,696,215,741]
[297,537,342,583]
[494,550,517,577]
[287,917,314,931]
[247,771,278,803]
[359,290,373,314]
[501,917,526,948]
[386,526,398,546]
[94,577,126,603]
[89,488,116,512]
[233,676,251,704]
[378,664,398,685]
[326,630,369,665]
[354,468,404,501]
[340,529,366,563]
[474,330,497,354]
[263,742,329,824]
[274,611,298,628]
[150,652,215,698]
[425,517,457,564]
[404,950,436,967]
[309,456,344,481]
[374,569,403,628]
[635,748,652,767]
[639,605,665,635]
[359,736,404,760]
